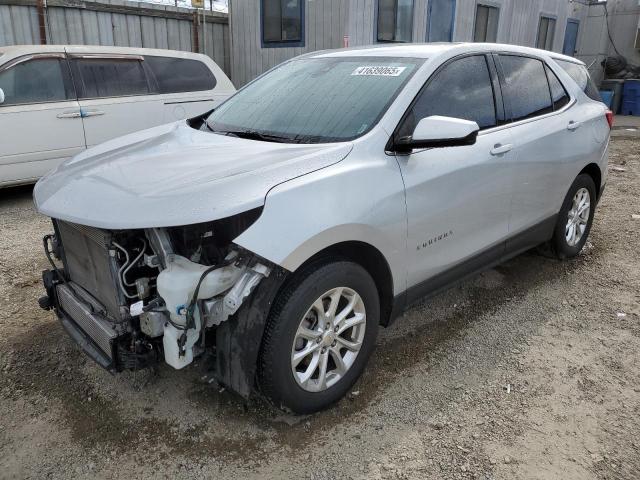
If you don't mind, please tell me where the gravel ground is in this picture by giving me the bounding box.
[0,137,639,480]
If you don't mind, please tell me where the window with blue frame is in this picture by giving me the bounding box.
[427,0,456,42]
[377,0,414,43]
[262,0,304,47]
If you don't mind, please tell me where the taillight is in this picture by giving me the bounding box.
[605,110,614,129]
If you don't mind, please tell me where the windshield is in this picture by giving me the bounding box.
[206,56,422,143]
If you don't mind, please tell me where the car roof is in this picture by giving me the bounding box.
[307,42,586,65]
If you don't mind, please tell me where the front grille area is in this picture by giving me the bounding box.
[57,283,118,358]
[55,220,123,320]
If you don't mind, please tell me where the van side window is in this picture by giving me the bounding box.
[0,58,72,106]
[144,56,216,94]
[545,65,570,110]
[72,58,150,99]
[398,55,497,138]
[499,55,553,122]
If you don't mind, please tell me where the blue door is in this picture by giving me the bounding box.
[427,0,456,42]
[563,19,579,56]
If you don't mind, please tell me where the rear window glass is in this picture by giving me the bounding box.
[554,59,601,102]
[145,56,216,94]
[499,55,553,122]
[73,58,151,99]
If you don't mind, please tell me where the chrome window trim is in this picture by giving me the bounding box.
[0,53,72,108]
[0,53,66,74]
[479,97,576,136]
[68,54,144,61]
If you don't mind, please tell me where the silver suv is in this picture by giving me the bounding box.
[36,43,610,413]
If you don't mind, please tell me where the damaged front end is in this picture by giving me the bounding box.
[40,209,285,395]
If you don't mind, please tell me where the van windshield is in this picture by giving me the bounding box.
[206,56,422,143]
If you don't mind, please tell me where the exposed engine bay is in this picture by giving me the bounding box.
[40,208,277,380]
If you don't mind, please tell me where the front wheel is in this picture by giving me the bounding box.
[258,260,379,413]
[548,173,597,259]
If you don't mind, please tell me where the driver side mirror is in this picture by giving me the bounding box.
[395,115,480,152]
[0,88,4,105]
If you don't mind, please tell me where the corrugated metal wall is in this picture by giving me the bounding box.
[347,0,590,51]
[0,0,231,76]
[230,0,348,87]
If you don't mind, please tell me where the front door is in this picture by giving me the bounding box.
[394,54,512,295]
[562,19,579,56]
[0,54,85,185]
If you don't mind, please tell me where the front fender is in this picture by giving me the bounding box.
[234,153,407,296]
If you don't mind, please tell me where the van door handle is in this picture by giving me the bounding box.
[57,111,82,119]
[490,143,512,155]
[567,121,581,131]
[81,109,105,118]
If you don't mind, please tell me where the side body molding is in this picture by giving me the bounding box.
[234,151,408,297]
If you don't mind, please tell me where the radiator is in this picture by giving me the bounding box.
[55,220,124,320]
[57,283,118,359]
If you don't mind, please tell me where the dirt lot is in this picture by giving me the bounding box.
[1,137,639,480]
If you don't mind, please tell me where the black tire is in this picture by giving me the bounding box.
[548,173,597,259]
[258,260,379,414]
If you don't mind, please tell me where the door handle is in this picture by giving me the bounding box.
[567,121,581,131]
[490,143,512,155]
[56,111,82,119]
[81,109,105,118]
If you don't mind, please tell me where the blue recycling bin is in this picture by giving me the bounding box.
[621,80,640,116]
[599,90,614,108]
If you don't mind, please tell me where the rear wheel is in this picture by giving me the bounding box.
[258,260,379,413]
[548,173,597,259]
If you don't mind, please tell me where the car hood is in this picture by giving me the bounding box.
[34,121,352,229]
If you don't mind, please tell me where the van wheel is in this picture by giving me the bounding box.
[548,173,597,259]
[258,260,379,414]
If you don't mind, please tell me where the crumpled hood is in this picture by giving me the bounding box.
[34,121,352,229]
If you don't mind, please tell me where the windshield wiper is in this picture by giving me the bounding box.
[219,129,300,144]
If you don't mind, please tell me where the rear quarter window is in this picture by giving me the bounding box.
[554,59,601,102]
[144,56,216,94]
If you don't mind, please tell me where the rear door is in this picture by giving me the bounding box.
[67,51,164,148]
[395,54,513,296]
[496,54,593,240]
[0,53,85,185]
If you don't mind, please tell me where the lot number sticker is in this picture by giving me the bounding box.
[352,66,406,76]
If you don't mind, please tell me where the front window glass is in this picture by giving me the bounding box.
[377,0,414,43]
[263,0,303,45]
[536,16,556,51]
[398,55,496,139]
[206,57,421,143]
[0,58,69,105]
[474,4,499,42]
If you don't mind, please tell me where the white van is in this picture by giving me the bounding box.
[0,45,235,187]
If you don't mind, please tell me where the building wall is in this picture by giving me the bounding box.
[347,0,590,51]
[232,0,595,86]
[230,0,348,87]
